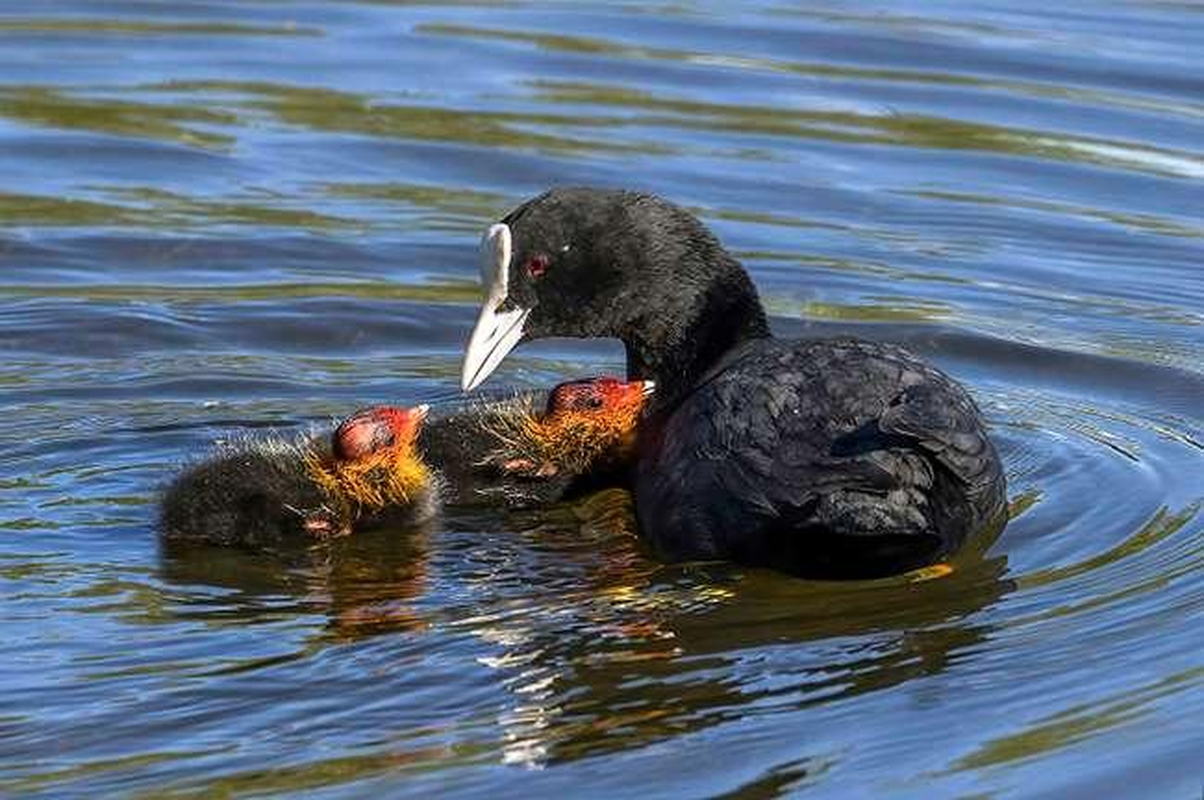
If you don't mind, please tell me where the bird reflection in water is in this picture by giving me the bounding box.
[158,519,435,641]
[451,496,1011,768]
[160,489,1012,769]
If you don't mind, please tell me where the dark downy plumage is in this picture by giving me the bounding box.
[159,377,653,547]
[159,405,435,548]
[460,187,1007,578]
[421,376,653,508]
[159,436,333,548]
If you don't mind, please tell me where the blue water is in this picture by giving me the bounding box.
[1,2,1202,797]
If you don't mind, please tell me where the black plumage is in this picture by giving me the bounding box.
[419,391,580,507]
[462,187,1007,577]
[421,381,647,508]
[635,338,1004,576]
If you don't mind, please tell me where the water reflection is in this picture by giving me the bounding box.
[460,506,1010,766]
[149,80,664,156]
[0,86,237,149]
[525,80,1204,177]
[0,18,318,37]
[160,521,435,642]
[159,486,1011,770]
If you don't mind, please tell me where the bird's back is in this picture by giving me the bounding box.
[419,391,580,508]
[635,337,1006,577]
[159,439,323,547]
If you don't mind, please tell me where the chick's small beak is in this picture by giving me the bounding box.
[624,379,655,408]
[610,379,655,410]
[461,223,530,392]
[394,404,429,441]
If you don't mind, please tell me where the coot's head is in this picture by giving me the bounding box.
[461,187,767,397]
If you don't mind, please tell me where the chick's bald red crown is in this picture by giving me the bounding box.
[333,404,428,462]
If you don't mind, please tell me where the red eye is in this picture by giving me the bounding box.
[526,253,550,278]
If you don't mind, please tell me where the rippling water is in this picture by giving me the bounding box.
[2,2,1202,797]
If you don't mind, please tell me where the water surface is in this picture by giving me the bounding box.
[1,2,1202,797]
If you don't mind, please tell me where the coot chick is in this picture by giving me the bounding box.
[460,187,1007,578]
[159,376,652,546]
[420,375,654,507]
[160,404,434,548]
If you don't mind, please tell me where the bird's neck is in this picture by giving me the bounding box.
[622,263,770,411]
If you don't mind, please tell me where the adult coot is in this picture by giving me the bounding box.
[460,188,1007,577]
